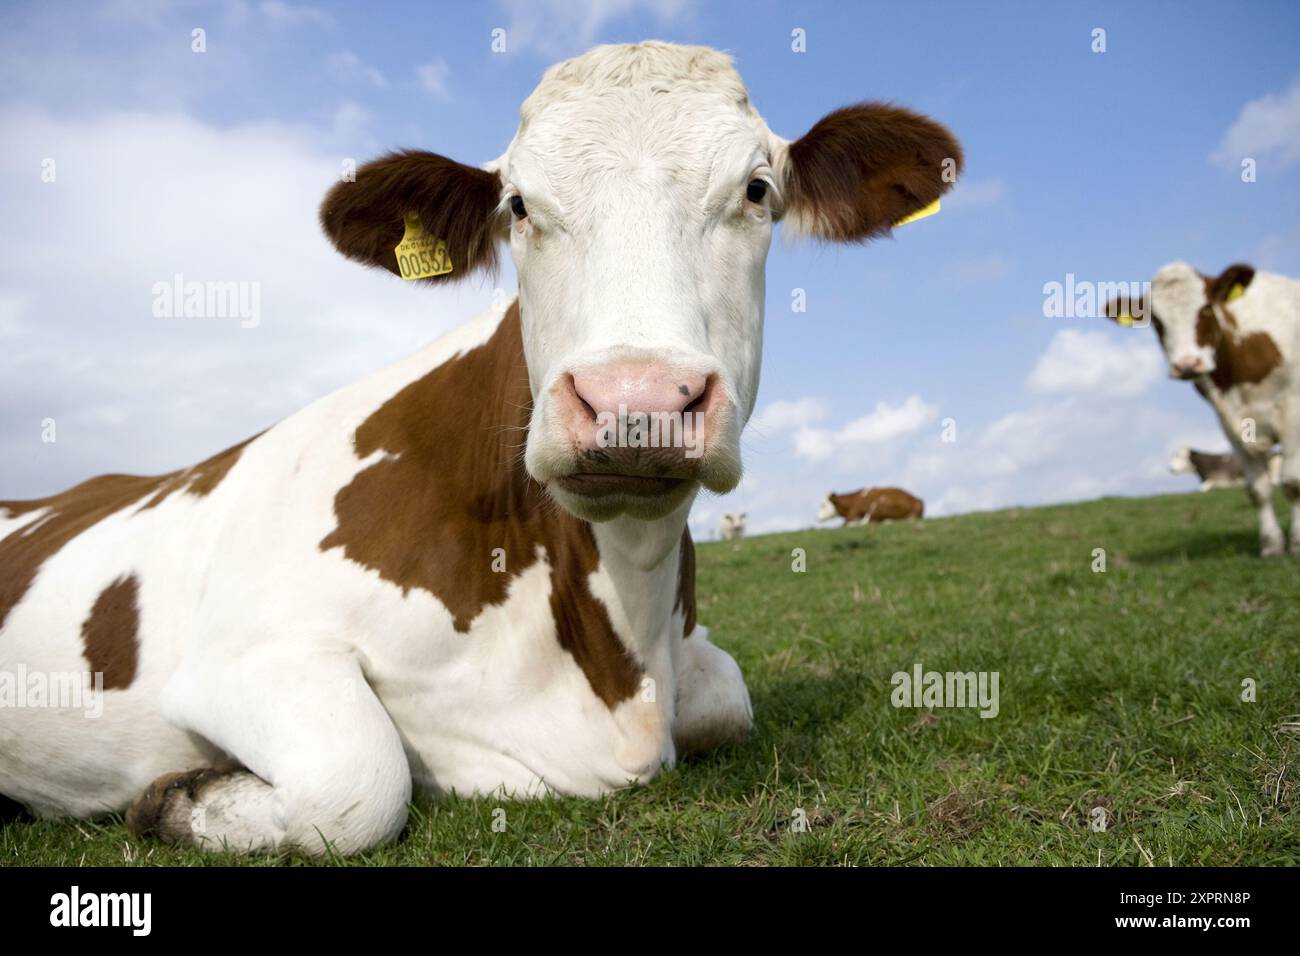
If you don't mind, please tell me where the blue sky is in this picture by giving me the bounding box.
[1,0,1298,537]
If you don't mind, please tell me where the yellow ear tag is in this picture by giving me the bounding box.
[1227,283,1245,301]
[1117,313,1135,327]
[893,198,941,228]
[394,213,453,280]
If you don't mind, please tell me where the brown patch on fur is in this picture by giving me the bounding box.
[0,437,257,631]
[1210,328,1283,391]
[319,303,641,708]
[786,103,963,242]
[1193,301,1283,392]
[81,574,140,690]
[136,435,259,511]
[829,487,924,524]
[319,150,503,281]
[1,475,162,631]
[675,529,696,637]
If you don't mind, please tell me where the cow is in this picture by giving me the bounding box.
[719,512,747,541]
[1168,446,1282,491]
[817,487,924,526]
[1105,262,1300,556]
[0,42,961,855]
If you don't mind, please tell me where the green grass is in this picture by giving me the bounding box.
[4,488,1299,866]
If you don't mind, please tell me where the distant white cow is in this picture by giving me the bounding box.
[1107,262,1300,555]
[720,512,747,540]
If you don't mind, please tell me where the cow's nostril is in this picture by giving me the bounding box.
[683,381,710,417]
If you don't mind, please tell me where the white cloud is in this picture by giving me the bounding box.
[416,59,451,100]
[1027,328,1163,398]
[1211,75,1300,170]
[747,396,829,436]
[794,395,939,462]
[326,50,387,88]
[0,108,498,499]
[498,0,692,55]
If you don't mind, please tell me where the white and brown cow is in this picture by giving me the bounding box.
[0,42,960,854]
[1106,262,1300,556]
[817,487,924,526]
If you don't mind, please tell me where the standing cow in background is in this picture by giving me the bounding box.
[1106,262,1300,556]
[719,513,747,541]
[818,487,924,526]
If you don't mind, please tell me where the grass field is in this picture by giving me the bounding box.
[3,488,1298,866]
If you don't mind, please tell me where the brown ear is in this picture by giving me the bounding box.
[1207,263,1256,303]
[783,103,963,242]
[1102,293,1149,325]
[319,150,503,281]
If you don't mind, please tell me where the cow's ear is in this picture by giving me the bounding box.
[1102,293,1149,326]
[1208,263,1256,303]
[779,103,962,242]
[319,150,504,281]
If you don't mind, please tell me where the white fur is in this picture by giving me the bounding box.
[719,512,746,540]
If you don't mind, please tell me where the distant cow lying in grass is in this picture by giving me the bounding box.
[817,487,924,526]
[719,512,747,541]
[1106,262,1300,556]
[0,41,962,855]
[1168,446,1281,491]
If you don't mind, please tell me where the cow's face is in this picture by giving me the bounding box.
[1168,446,1193,474]
[321,43,961,523]
[1105,262,1256,381]
[816,494,840,522]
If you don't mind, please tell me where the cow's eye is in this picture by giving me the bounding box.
[510,195,528,220]
[745,180,768,203]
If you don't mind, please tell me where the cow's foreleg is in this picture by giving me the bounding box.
[130,650,411,855]
[1277,447,1300,556]
[673,625,753,756]
[1238,453,1285,557]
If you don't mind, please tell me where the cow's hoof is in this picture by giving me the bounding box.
[1261,544,1285,559]
[126,768,226,842]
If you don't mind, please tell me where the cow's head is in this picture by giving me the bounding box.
[320,43,961,522]
[1104,261,1256,380]
[816,493,843,522]
[1168,446,1193,475]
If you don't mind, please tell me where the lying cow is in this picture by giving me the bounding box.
[817,487,924,526]
[1168,446,1282,491]
[1106,262,1300,556]
[1168,447,1242,489]
[0,42,961,854]
[720,512,747,541]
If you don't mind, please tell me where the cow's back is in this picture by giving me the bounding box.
[863,487,923,521]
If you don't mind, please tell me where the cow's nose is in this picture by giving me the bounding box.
[555,362,718,457]
[1172,357,1204,378]
[571,363,706,421]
